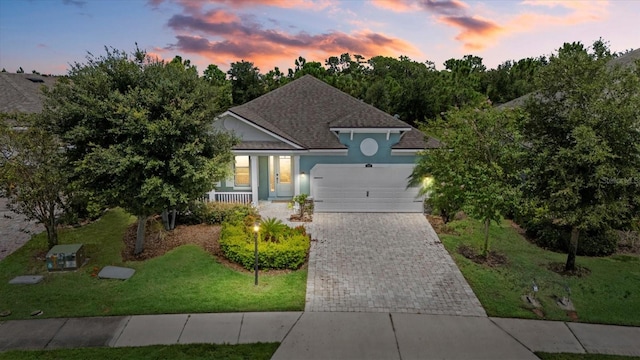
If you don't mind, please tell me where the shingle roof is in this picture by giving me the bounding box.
[0,73,57,114]
[229,75,436,150]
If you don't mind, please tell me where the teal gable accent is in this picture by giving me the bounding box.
[297,133,417,195]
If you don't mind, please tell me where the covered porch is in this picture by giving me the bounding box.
[205,154,305,206]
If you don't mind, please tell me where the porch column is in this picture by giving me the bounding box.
[293,155,300,196]
[250,155,259,206]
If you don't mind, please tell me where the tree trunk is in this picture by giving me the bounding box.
[161,209,170,231]
[565,226,580,271]
[135,215,147,255]
[482,218,490,258]
[46,202,58,249]
[170,209,176,230]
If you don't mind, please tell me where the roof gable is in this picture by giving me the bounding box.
[229,75,433,150]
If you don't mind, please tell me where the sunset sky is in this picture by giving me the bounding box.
[0,0,638,76]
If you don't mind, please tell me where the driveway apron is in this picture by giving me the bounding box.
[305,213,486,316]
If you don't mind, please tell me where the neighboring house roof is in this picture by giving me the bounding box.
[228,75,436,150]
[0,73,57,114]
[499,48,640,109]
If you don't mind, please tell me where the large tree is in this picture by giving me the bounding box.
[42,47,237,254]
[410,103,525,256]
[523,41,640,271]
[0,114,67,249]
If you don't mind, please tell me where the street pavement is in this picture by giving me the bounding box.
[1,312,640,359]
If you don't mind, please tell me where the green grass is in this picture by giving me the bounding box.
[536,353,640,360]
[440,219,640,326]
[0,209,307,320]
[0,343,278,360]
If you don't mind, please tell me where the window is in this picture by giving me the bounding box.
[234,156,250,187]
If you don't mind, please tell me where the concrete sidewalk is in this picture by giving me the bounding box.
[1,312,640,359]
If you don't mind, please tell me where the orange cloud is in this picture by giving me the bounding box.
[369,0,418,12]
[439,15,503,50]
[509,0,608,32]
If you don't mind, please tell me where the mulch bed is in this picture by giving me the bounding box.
[122,220,221,262]
[547,262,591,277]
[122,219,302,274]
[457,244,508,267]
[426,215,458,235]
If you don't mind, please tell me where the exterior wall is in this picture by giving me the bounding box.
[298,132,417,195]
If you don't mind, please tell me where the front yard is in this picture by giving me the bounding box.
[0,209,307,320]
[437,218,640,326]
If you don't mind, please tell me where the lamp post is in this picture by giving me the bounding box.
[253,221,260,286]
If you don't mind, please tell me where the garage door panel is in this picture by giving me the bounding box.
[310,164,423,213]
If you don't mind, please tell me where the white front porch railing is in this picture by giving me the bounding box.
[204,191,252,204]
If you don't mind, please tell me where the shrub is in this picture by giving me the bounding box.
[522,218,618,256]
[179,201,258,225]
[260,217,287,242]
[219,222,310,270]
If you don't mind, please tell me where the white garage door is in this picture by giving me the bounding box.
[310,164,423,213]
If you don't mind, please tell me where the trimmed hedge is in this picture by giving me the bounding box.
[219,223,310,270]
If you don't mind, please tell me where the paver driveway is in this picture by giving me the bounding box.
[305,213,486,316]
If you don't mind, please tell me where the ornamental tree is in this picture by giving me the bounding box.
[522,41,640,271]
[41,47,237,254]
[410,103,525,256]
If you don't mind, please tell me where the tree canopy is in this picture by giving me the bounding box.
[41,47,237,253]
[522,40,640,270]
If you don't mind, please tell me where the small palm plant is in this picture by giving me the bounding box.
[260,217,287,242]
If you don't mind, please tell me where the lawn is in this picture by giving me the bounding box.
[0,209,307,320]
[0,343,278,360]
[438,218,640,326]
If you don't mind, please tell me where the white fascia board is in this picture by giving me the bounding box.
[233,149,348,156]
[233,149,306,156]
[306,149,349,155]
[391,149,422,155]
[330,127,412,133]
[220,111,304,150]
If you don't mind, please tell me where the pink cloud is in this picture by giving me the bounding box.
[161,5,420,71]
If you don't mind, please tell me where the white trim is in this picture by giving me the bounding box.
[293,155,300,196]
[233,149,305,155]
[330,127,411,133]
[306,149,349,154]
[250,155,259,206]
[391,149,422,155]
[218,111,304,149]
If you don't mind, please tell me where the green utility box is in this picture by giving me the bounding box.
[46,244,85,271]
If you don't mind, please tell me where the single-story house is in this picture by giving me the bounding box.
[211,75,439,212]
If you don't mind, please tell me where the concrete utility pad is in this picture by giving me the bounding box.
[238,312,301,344]
[271,312,400,360]
[179,313,242,344]
[98,266,135,280]
[0,318,65,351]
[112,314,187,347]
[491,317,585,354]
[8,275,43,284]
[47,317,128,349]
[392,314,538,360]
[568,322,640,356]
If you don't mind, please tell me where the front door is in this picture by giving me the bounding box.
[269,156,293,198]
